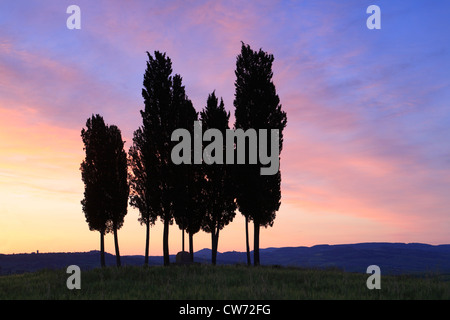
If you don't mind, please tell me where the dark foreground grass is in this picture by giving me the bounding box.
[0,264,449,300]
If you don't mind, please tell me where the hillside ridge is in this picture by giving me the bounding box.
[1,242,450,275]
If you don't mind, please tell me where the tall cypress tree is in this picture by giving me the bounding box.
[106,125,129,267]
[138,51,175,266]
[81,115,109,267]
[132,51,198,265]
[234,43,287,266]
[200,91,237,265]
[171,74,200,255]
[129,126,159,266]
[81,115,128,268]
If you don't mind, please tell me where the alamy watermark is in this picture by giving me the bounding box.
[66,4,380,31]
[366,5,381,30]
[66,265,81,290]
[366,265,381,290]
[66,5,81,30]
[171,121,280,176]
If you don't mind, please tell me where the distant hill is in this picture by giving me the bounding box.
[1,243,450,275]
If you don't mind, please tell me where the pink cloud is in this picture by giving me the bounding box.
[0,33,140,139]
[280,110,449,242]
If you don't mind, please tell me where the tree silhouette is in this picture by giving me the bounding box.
[139,51,175,266]
[80,115,108,267]
[105,125,129,267]
[137,51,201,265]
[80,115,128,267]
[200,91,237,265]
[234,43,287,266]
[129,126,160,266]
[171,74,204,259]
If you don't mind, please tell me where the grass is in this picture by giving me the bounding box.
[0,264,449,300]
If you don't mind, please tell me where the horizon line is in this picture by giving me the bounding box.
[3,241,449,256]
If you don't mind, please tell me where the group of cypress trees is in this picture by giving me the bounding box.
[80,43,287,267]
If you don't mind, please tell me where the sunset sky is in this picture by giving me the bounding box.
[0,0,449,256]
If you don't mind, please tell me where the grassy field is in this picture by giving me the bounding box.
[0,264,449,300]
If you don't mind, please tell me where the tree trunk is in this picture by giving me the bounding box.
[163,219,170,266]
[189,232,194,262]
[211,228,220,265]
[144,220,150,266]
[113,226,121,267]
[245,216,251,266]
[211,232,216,265]
[182,228,185,252]
[100,230,105,268]
[215,228,220,263]
[254,221,260,266]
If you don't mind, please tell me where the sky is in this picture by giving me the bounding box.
[0,0,449,256]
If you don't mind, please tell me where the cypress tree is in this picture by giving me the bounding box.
[234,43,287,266]
[200,91,237,265]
